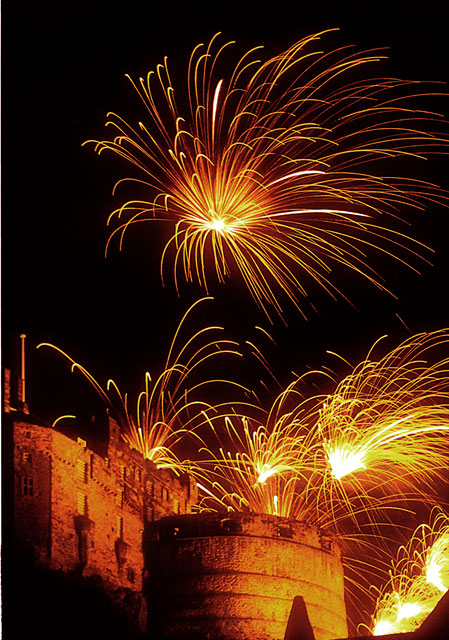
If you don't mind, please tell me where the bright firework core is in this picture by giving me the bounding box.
[207,216,227,232]
[325,443,367,481]
[256,463,278,484]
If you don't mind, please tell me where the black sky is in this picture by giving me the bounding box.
[2,0,449,423]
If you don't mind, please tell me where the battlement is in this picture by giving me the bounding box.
[151,512,341,556]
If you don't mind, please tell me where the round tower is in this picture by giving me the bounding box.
[146,512,347,640]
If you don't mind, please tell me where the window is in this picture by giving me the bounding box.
[120,465,126,481]
[22,452,32,463]
[116,490,124,508]
[173,498,180,514]
[76,460,88,484]
[21,476,34,496]
[116,516,123,539]
[77,492,88,516]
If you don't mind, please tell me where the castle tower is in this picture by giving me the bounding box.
[146,512,348,640]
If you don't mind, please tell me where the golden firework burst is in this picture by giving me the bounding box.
[317,329,449,505]
[86,30,448,320]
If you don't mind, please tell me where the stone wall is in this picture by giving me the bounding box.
[14,421,53,565]
[146,512,348,640]
[13,415,197,633]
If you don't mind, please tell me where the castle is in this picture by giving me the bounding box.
[3,365,449,640]
[3,363,349,640]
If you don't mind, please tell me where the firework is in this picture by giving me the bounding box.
[86,30,448,320]
[316,329,449,514]
[189,379,324,518]
[37,298,247,471]
[181,328,449,635]
[372,509,449,635]
[189,329,449,529]
[188,375,380,531]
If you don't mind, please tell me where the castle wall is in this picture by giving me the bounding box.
[14,421,53,564]
[13,415,348,639]
[146,512,348,640]
[13,415,197,630]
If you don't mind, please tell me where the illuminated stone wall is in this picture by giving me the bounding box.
[13,416,347,639]
[13,416,197,630]
[13,421,53,565]
[146,512,348,640]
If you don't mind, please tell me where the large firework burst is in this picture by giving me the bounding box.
[87,30,448,320]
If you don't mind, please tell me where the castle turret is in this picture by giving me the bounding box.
[146,512,348,640]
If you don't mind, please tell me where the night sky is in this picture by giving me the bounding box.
[2,0,449,425]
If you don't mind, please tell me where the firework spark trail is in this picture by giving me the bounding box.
[187,380,395,530]
[86,30,448,320]
[315,329,449,516]
[186,329,449,540]
[371,509,449,635]
[187,377,327,519]
[425,510,449,593]
[37,297,250,472]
